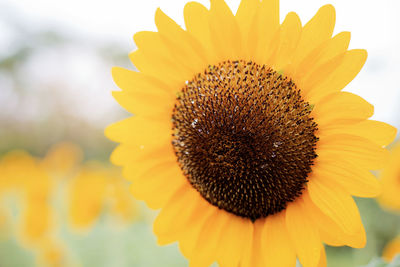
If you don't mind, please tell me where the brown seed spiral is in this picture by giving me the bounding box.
[171,60,318,221]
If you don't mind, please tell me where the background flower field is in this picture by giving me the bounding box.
[1,0,400,266]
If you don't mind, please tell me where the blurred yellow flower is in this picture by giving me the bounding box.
[19,201,53,246]
[0,150,39,192]
[41,142,83,178]
[0,142,138,266]
[383,236,400,262]
[0,150,54,246]
[106,0,396,266]
[68,162,109,229]
[68,161,137,231]
[35,238,67,267]
[379,141,400,211]
[108,170,138,222]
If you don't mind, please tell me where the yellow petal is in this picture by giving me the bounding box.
[286,197,321,267]
[155,8,207,73]
[189,209,230,267]
[117,144,175,179]
[317,134,389,170]
[216,214,253,267]
[307,177,362,235]
[209,0,242,61]
[302,190,366,248]
[154,185,199,242]
[314,31,351,67]
[112,91,173,119]
[129,50,184,90]
[251,0,279,63]
[293,31,350,81]
[130,163,186,209]
[312,92,374,129]
[273,12,302,71]
[320,120,397,147]
[184,2,214,61]
[104,116,170,147]
[236,0,258,31]
[110,144,141,166]
[111,66,173,95]
[300,52,346,97]
[240,219,262,267]
[122,158,173,184]
[262,211,296,267]
[235,0,259,60]
[306,49,368,103]
[288,5,335,73]
[311,154,381,197]
[133,31,194,81]
[317,245,327,267]
[178,197,217,259]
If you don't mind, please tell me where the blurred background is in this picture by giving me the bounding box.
[0,0,400,266]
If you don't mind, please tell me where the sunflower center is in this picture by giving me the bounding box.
[171,60,318,221]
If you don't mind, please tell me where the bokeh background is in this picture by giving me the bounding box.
[1,0,400,266]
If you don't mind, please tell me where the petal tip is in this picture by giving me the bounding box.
[111,66,122,80]
[321,4,336,21]
[154,7,166,25]
[104,124,115,141]
[111,90,121,98]
[341,31,351,39]
[321,4,336,13]
[355,49,368,62]
[384,124,398,146]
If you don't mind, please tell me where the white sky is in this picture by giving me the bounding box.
[2,0,400,130]
[4,0,400,50]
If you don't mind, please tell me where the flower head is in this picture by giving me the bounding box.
[106,0,397,266]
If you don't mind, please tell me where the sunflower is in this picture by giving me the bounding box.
[67,161,137,230]
[0,150,54,246]
[105,0,396,266]
[40,142,83,178]
[379,141,400,212]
